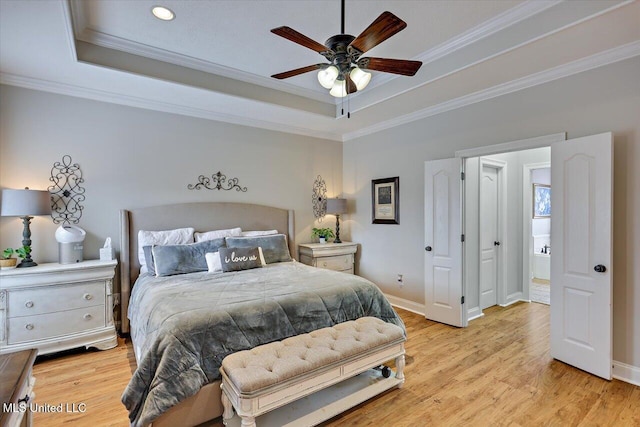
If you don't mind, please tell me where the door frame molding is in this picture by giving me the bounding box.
[522,161,551,301]
[455,132,566,325]
[479,157,507,307]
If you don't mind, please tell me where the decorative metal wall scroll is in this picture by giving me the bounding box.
[48,155,85,225]
[188,171,247,192]
[312,175,327,221]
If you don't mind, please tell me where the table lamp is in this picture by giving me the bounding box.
[1,187,51,267]
[326,198,347,244]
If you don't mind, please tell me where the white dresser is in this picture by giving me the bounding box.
[298,242,358,274]
[0,260,117,355]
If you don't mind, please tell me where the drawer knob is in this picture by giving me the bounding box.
[25,323,34,330]
[25,300,34,308]
[84,313,92,320]
[323,262,328,267]
[83,293,93,300]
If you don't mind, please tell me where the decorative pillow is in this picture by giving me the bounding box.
[240,230,278,237]
[218,247,265,272]
[152,238,226,277]
[205,252,223,273]
[142,245,156,276]
[138,227,194,273]
[195,227,242,243]
[226,234,291,264]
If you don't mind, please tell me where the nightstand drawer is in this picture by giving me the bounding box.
[316,254,353,271]
[8,281,105,318]
[8,305,106,344]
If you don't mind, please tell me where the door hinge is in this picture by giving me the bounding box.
[461,296,465,304]
[461,172,465,180]
[461,234,465,242]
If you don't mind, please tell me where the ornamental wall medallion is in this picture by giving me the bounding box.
[188,171,247,192]
[49,155,85,225]
[312,175,327,221]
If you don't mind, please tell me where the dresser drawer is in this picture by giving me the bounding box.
[8,305,105,344]
[8,281,105,318]
[315,254,353,271]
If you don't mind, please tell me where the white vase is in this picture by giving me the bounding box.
[319,237,326,244]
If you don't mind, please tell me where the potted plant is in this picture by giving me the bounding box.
[1,248,17,269]
[311,227,335,244]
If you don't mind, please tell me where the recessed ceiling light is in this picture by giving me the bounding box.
[151,6,175,21]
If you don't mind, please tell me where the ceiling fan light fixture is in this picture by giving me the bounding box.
[350,67,371,90]
[151,6,175,21]
[329,78,347,98]
[317,65,339,89]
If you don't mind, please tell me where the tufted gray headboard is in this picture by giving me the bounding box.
[119,202,295,334]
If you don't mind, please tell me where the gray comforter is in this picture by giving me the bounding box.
[122,261,404,427]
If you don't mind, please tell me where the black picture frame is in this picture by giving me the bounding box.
[372,177,399,224]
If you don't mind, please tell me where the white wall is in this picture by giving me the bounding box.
[343,57,640,369]
[0,85,343,284]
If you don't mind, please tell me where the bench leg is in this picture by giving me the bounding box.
[221,390,234,425]
[240,416,256,427]
[395,354,405,387]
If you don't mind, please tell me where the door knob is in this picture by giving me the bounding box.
[494,241,500,246]
[594,264,607,273]
[425,246,432,252]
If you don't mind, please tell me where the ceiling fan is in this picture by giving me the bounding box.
[270,0,422,98]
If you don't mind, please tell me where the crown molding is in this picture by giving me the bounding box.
[353,0,563,94]
[68,1,331,105]
[343,41,640,142]
[0,73,343,142]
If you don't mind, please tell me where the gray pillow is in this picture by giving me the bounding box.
[219,247,263,272]
[152,238,226,277]
[142,245,156,276]
[226,234,292,264]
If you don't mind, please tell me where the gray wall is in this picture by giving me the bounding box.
[343,57,640,369]
[0,84,343,271]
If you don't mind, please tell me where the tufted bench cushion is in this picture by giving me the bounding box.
[222,317,404,393]
[220,317,406,427]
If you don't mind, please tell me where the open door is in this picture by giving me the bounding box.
[424,158,464,327]
[550,132,613,379]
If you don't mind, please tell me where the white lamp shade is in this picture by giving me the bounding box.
[317,65,339,89]
[350,67,371,90]
[1,188,51,217]
[326,198,347,215]
[329,79,347,98]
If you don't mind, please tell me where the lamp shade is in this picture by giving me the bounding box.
[350,67,372,90]
[317,65,339,89]
[326,198,347,215]
[329,78,347,98]
[1,188,51,217]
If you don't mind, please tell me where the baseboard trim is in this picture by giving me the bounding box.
[612,360,640,386]
[467,307,483,321]
[384,294,425,316]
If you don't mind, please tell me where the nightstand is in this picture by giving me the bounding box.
[0,260,118,355]
[298,242,358,274]
[0,349,37,427]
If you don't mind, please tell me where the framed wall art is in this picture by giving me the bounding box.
[372,177,399,224]
[533,183,551,218]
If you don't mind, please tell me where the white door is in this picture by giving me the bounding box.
[479,165,499,309]
[550,132,613,380]
[424,158,464,327]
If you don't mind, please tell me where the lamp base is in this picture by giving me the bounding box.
[17,260,38,268]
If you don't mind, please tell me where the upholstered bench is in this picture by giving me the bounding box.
[220,317,406,427]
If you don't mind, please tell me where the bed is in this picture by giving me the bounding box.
[119,202,404,427]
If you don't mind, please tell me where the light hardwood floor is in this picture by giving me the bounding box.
[31,303,639,426]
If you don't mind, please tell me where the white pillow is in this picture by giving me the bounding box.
[205,252,222,272]
[195,227,242,242]
[138,227,194,273]
[240,230,278,237]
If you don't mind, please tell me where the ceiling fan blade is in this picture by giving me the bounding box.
[345,73,358,94]
[271,64,324,80]
[358,57,422,76]
[349,11,407,54]
[271,26,328,53]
